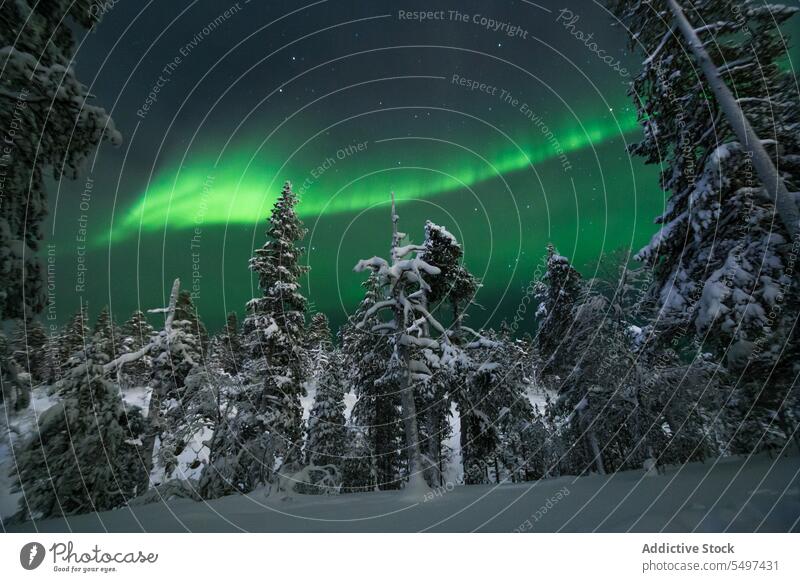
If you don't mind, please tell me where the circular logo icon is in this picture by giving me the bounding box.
[20,542,46,570]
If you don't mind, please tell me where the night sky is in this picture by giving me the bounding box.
[45,0,798,333]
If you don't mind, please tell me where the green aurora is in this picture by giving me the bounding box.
[108,108,642,245]
[68,100,665,331]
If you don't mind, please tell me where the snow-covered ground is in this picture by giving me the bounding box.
[5,453,798,533]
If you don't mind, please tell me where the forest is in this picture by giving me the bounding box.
[1,0,799,526]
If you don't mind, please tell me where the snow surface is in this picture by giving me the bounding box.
[5,454,798,532]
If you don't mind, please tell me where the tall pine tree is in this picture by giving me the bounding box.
[610,0,800,452]
[205,181,310,494]
[342,273,404,490]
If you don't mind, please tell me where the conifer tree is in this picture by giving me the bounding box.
[206,181,310,494]
[610,0,800,451]
[459,328,534,483]
[0,2,121,320]
[415,222,475,484]
[118,310,155,387]
[92,306,118,363]
[195,364,240,498]
[342,273,404,490]
[10,318,48,384]
[305,312,333,380]
[355,195,458,493]
[340,427,376,492]
[304,349,348,492]
[11,348,146,520]
[422,220,480,329]
[535,245,582,377]
[215,311,242,376]
[248,181,309,477]
[148,292,204,483]
[58,307,90,371]
[174,290,209,355]
[307,312,332,350]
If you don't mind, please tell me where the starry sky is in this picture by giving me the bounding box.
[45,0,798,333]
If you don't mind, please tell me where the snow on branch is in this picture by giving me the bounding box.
[103,278,181,373]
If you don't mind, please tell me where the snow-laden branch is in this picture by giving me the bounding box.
[408,304,449,340]
[399,335,439,349]
[393,243,426,260]
[643,24,676,66]
[354,256,388,273]
[0,88,47,102]
[692,21,725,35]
[356,299,396,327]
[103,278,181,373]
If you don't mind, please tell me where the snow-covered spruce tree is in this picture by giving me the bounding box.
[545,284,692,476]
[341,273,404,490]
[251,181,309,479]
[302,348,348,493]
[57,307,90,372]
[0,1,121,321]
[422,221,480,329]
[0,329,27,408]
[216,181,310,494]
[417,221,481,484]
[534,244,583,378]
[91,306,119,363]
[193,365,241,499]
[635,348,723,465]
[163,362,237,485]
[9,317,48,385]
[117,310,154,387]
[11,346,147,520]
[414,375,451,486]
[186,320,244,489]
[609,0,800,451]
[340,426,376,492]
[148,291,205,484]
[544,291,618,476]
[354,195,463,494]
[174,290,209,355]
[0,331,11,403]
[458,328,537,484]
[307,312,333,351]
[304,311,333,381]
[506,403,555,482]
[214,311,242,376]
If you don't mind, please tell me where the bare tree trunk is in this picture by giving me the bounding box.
[110,278,181,485]
[398,348,428,492]
[390,193,429,494]
[667,0,800,240]
[579,408,606,475]
[586,429,606,476]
